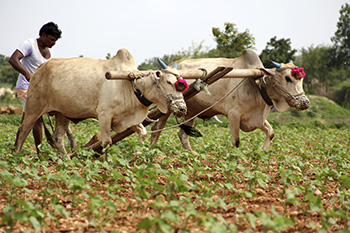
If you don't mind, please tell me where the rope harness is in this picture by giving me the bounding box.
[266,75,307,109]
[131,71,183,109]
[153,69,189,114]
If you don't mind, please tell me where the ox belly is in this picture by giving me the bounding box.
[46,86,102,119]
[44,75,129,119]
[240,113,266,132]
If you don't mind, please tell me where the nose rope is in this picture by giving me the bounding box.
[271,77,305,103]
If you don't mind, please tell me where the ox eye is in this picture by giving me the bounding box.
[285,76,292,83]
[166,80,172,85]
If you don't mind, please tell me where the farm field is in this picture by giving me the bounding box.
[0,110,350,232]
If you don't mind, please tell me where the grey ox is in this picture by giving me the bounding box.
[150,49,310,152]
[14,49,187,155]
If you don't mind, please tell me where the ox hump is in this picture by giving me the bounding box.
[112,48,136,68]
[241,49,263,68]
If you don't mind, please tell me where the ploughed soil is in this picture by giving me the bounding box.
[1,152,349,233]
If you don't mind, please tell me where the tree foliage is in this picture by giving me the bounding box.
[138,23,256,70]
[298,3,350,108]
[299,46,350,108]
[329,67,350,108]
[212,22,255,58]
[0,55,18,87]
[331,2,350,67]
[138,41,214,70]
[259,37,297,68]
[327,3,350,108]
[298,45,333,92]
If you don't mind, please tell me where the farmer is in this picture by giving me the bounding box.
[9,22,62,152]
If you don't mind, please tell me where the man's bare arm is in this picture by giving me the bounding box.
[9,50,32,81]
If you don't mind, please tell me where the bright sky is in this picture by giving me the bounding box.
[0,0,347,66]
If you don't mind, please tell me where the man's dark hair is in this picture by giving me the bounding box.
[39,22,62,38]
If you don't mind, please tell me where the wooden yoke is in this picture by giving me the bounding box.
[180,68,264,79]
[105,70,148,80]
[82,66,264,155]
[105,68,264,80]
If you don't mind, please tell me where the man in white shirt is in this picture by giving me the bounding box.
[9,22,62,152]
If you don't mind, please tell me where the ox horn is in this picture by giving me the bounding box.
[157,58,168,69]
[271,61,282,69]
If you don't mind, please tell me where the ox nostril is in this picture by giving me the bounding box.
[300,99,310,110]
[180,106,187,112]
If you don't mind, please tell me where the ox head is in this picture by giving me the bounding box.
[258,62,310,112]
[105,60,187,116]
[144,59,187,116]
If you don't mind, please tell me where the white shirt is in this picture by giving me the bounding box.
[15,38,52,89]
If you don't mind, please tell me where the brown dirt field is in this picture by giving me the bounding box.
[1,152,349,233]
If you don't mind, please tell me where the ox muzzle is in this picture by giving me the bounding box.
[168,96,187,117]
[286,94,310,111]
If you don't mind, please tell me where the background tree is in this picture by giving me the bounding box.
[329,3,350,108]
[298,45,333,94]
[138,41,212,70]
[0,55,18,87]
[331,2,350,67]
[259,37,297,68]
[298,3,350,108]
[139,23,257,70]
[105,53,113,60]
[212,22,255,58]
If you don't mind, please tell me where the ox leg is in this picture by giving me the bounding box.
[14,114,42,153]
[227,114,241,148]
[130,123,147,143]
[98,116,113,149]
[260,120,274,150]
[178,118,196,152]
[33,117,44,153]
[66,126,77,152]
[150,114,170,145]
[52,114,70,155]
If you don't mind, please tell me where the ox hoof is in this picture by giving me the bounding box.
[235,140,240,148]
[139,133,148,144]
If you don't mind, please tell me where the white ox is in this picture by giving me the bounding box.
[151,49,310,151]
[14,49,187,155]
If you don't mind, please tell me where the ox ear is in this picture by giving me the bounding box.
[259,67,274,77]
[172,63,178,69]
[155,70,162,79]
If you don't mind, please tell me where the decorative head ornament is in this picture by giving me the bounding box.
[175,78,189,92]
[271,61,306,79]
[291,67,305,79]
[157,58,188,92]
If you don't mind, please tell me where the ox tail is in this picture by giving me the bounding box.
[176,117,202,137]
[179,124,203,137]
